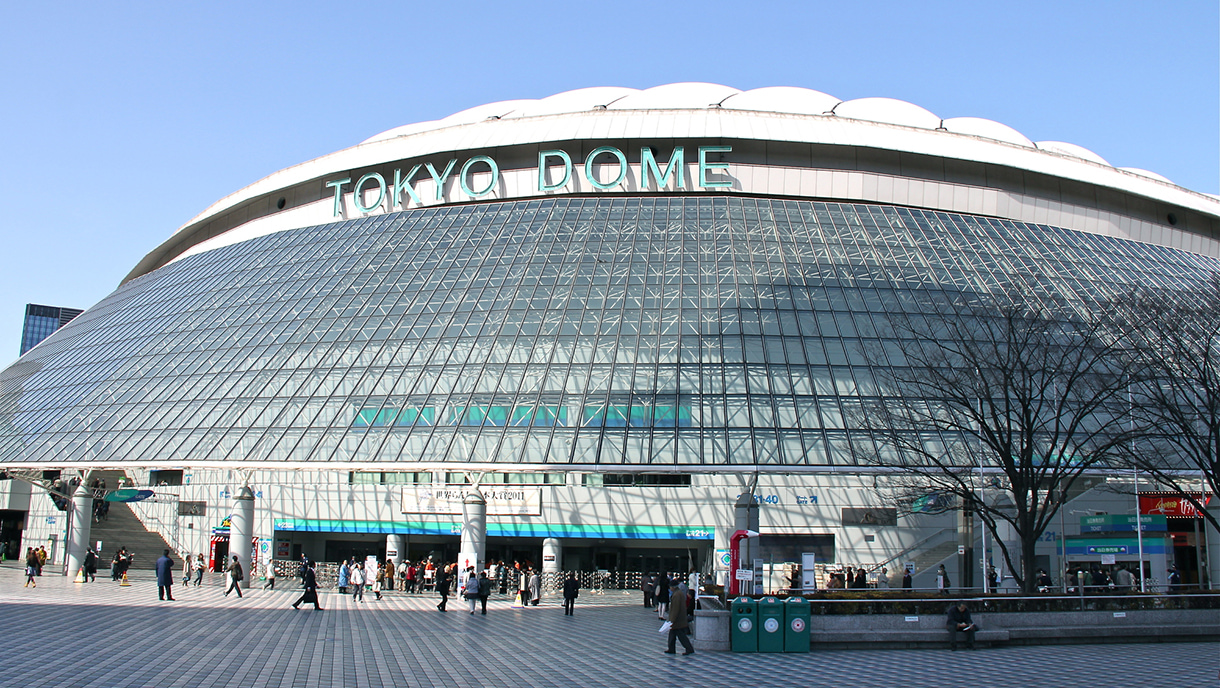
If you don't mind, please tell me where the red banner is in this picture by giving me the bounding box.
[1139,494,1211,517]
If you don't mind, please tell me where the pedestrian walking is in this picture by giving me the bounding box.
[384,560,394,592]
[193,554,205,586]
[83,548,98,582]
[263,560,276,590]
[224,555,244,597]
[291,560,323,611]
[155,549,176,601]
[663,581,694,655]
[24,547,38,587]
[373,562,385,600]
[436,564,451,612]
[562,572,579,615]
[350,562,365,602]
[477,571,490,615]
[642,573,654,607]
[656,574,670,619]
[405,561,416,593]
[463,566,480,614]
[182,551,192,585]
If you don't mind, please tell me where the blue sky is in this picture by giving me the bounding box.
[0,1,1216,361]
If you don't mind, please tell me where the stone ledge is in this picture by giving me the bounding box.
[692,607,1220,651]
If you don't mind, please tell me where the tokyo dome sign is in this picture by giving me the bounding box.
[326,144,732,216]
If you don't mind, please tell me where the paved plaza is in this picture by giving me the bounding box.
[1,565,1216,688]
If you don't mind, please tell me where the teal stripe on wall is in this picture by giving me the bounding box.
[273,519,714,540]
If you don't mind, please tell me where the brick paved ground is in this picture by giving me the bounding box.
[1,565,1216,688]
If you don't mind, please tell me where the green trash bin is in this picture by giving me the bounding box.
[730,596,758,652]
[757,596,785,653]
[784,596,810,652]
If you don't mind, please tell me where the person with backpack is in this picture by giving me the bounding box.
[224,555,243,598]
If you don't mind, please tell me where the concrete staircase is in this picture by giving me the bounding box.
[85,470,174,571]
[911,540,959,579]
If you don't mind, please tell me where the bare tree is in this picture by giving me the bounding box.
[1110,276,1220,534]
[859,288,1138,593]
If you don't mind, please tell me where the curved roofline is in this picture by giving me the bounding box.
[127,85,1220,283]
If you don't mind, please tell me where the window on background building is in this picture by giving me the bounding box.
[347,471,432,485]
[443,472,565,485]
[583,473,692,487]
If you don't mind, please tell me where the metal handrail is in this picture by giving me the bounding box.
[868,527,956,573]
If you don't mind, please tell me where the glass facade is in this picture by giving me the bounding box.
[1,196,1217,468]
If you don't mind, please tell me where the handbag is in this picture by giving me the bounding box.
[658,621,672,634]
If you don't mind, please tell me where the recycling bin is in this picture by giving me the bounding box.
[784,596,810,652]
[730,596,758,652]
[757,596,785,653]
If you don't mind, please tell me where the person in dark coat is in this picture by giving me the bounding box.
[901,569,912,589]
[155,549,176,601]
[562,572,580,615]
[477,571,491,615]
[946,602,978,650]
[83,548,98,582]
[291,560,323,610]
[436,565,451,612]
[663,582,694,655]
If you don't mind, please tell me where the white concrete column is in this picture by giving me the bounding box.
[542,538,562,573]
[459,489,486,572]
[66,484,92,579]
[230,486,255,589]
[386,534,407,566]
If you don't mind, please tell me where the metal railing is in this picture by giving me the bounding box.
[127,493,186,555]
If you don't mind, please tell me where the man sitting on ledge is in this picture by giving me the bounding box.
[946,602,978,650]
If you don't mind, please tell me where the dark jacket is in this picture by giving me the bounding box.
[946,605,975,630]
[302,567,318,591]
[437,572,451,595]
[155,554,175,586]
[667,589,689,629]
[563,576,580,600]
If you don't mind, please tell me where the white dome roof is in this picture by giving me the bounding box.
[1036,140,1110,166]
[833,97,942,130]
[942,117,1034,148]
[507,87,639,118]
[720,86,840,115]
[606,82,742,110]
[356,84,1146,172]
[1119,167,1173,184]
[149,82,1215,281]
